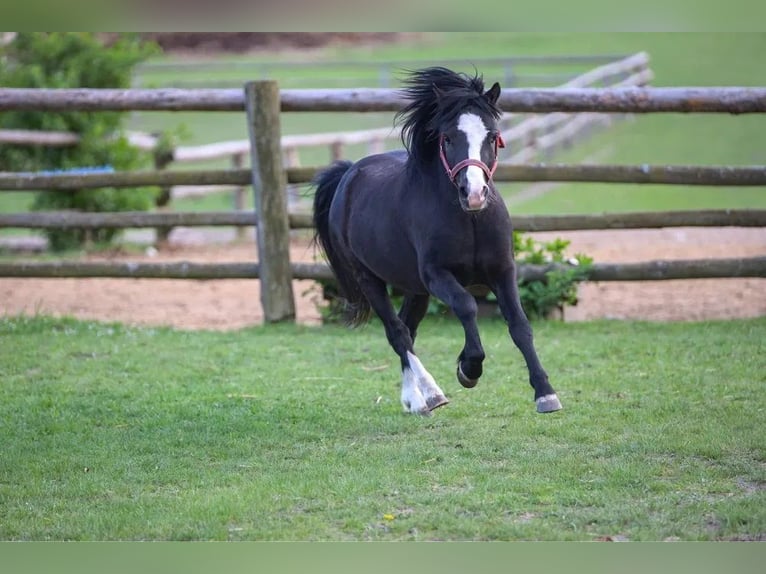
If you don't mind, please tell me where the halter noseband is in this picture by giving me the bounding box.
[439,133,505,186]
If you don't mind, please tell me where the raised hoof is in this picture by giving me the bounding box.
[456,364,478,389]
[535,394,563,413]
[426,394,450,412]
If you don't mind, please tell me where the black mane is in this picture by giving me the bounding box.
[395,67,502,165]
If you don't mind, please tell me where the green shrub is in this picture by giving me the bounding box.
[316,231,592,323]
[0,33,161,251]
[512,232,592,320]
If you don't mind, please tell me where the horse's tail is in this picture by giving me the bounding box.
[312,160,372,326]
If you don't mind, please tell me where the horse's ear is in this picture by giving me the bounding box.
[484,82,501,105]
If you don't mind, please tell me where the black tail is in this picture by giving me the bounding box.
[312,161,372,326]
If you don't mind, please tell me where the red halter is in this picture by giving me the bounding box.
[439,133,505,186]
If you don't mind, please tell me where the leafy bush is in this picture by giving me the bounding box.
[316,231,592,323]
[0,33,160,251]
[511,232,592,320]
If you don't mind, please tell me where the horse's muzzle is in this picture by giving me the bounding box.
[462,184,489,211]
[441,144,496,212]
[466,185,488,211]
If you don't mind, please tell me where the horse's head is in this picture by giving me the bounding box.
[397,67,505,213]
[437,86,504,212]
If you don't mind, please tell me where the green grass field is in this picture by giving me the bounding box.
[1,314,764,540]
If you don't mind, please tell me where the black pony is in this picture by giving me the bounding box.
[313,67,561,415]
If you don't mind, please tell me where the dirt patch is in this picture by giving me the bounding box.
[1,227,764,330]
[1,239,324,330]
[542,227,766,322]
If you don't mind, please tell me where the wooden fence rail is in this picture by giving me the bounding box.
[2,87,766,113]
[2,209,764,232]
[0,127,399,160]
[2,164,765,191]
[2,257,764,282]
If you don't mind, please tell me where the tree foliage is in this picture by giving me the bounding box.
[0,33,161,250]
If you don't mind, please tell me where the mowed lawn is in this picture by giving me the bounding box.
[1,315,764,540]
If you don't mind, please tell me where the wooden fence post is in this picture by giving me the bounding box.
[244,80,296,323]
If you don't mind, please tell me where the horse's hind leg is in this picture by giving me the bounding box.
[398,293,430,344]
[398,293,448,410]
[356,277,448,414]
[491,267,562,413]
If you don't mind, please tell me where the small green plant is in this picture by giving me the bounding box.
[316,231,591,323]
[0,33,161,251]
[512,231,593,320]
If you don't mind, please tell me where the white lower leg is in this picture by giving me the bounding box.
[406,351,448,408]
[401,366,429,414]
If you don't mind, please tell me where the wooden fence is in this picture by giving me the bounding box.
[0,53,654,206]
[1,82,765,322]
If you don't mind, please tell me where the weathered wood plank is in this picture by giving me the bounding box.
[1,210,764,231]
[1,164,764,191]
[519,256,766,281]
[245,80,296,323]
[493,164,766,186]
[2,258,763,281]
[0,261,334,280]
[0,169,251,190]
[1,87,765,113]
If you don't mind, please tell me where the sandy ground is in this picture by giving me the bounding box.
[1,227,765,330]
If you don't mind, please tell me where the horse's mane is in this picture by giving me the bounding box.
[395,67,502,166]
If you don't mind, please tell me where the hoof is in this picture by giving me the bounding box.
[456,364,478,389]
[426,394,450,412]
[535,393,562,413]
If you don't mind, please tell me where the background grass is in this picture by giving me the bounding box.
[1,314,764,540]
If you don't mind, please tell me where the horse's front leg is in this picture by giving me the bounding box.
[489,266,562,413]
[422,267,485,388]
[354,273,448,414]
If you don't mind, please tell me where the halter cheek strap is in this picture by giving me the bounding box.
[439,133,505,185]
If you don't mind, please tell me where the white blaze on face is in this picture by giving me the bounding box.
[457,112,489,201]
